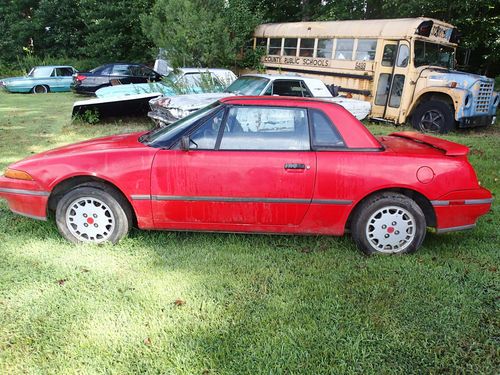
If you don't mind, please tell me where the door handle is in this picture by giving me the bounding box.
[284,163,307,170]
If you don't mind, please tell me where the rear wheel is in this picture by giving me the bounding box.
[351,193,426,255]
[411,100,455,134]
[32,85,48,94]
[55,185,131,244]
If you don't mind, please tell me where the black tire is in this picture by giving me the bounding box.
[32,85,48,94]
[411,100,455,134]
[350,193,426,255]
[55,185,131,244]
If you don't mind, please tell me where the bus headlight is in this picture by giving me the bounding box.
[464,94,472,108]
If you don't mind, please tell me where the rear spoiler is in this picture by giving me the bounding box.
[390,131,469,156]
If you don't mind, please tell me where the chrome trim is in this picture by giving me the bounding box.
[10,208,47,221]
[0,187,49,196]
[130,195,352,205]
[311,199,352,205]
[130,194,151,201]
[436,224,476,234]
[430,200,449,206]
[431,198,493,206]
[152,195,310,204]
[464,198,494,205]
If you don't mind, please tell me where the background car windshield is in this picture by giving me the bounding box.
[225,77,269,95]
[28,67,53,77]
[143,102,221,147]
[414,41,454,69]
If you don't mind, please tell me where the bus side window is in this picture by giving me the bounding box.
[397,45,410,67]
[356,39,377,61]
[382,45,397,66]
[284,38,298,56]
[299,39,315,57]
[334,39,354,60]
[269,38,282,55]
[375,74,392,106]
[317,39,333,58]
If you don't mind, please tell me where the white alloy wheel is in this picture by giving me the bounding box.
[365,205,416,253]
[65,196,116,243]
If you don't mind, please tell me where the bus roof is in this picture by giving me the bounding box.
[255,17,456,44]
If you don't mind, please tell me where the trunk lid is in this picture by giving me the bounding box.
[382,131,469,156]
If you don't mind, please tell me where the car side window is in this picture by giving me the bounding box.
[310,109,345,148]
[111,64,131,76]
[219,106,310,151]
[56,67,74,76]
[271,80,311,97]
[188,109,225,150]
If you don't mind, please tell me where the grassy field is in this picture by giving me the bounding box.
[0,91,498,374]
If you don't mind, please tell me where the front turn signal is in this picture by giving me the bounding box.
[4,168,34,181]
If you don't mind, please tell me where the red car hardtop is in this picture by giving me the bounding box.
[0,97,492,254]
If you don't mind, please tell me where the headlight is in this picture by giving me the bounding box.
[4,168,33,180]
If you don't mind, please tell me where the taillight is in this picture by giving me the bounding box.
[76,74,87,82]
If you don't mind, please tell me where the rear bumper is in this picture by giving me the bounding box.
[458,115,495,128]
[0,176,49,220]
[431,188,493,233]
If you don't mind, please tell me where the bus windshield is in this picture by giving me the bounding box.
[414,40,455,69]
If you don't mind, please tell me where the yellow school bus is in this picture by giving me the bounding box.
[253,18,498,133]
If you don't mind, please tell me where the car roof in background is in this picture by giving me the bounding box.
[241,73,321,83]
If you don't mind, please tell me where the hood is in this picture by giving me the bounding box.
[422,68,494,91]
[152,92,234,111]
[13,132,148,167]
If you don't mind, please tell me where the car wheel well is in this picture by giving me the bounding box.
[47,176,137,226]
[346,188,436,231]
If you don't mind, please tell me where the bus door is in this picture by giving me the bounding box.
[372,40,410,123]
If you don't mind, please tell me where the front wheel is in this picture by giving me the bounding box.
[411,101,455,134]
[351,193,426,255]
[55,185,131,244]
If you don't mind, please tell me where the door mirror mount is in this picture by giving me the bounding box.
[180,136,190,151]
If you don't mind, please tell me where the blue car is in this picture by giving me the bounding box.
[0,66,78,94]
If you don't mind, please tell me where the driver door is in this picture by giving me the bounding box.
[150,105,316,228]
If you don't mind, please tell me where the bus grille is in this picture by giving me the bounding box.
[475,81,494,113]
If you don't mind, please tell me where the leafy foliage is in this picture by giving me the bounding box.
[142,0,262,68]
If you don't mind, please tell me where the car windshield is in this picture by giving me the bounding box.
[414,41,455,69]
[224,76,269,95]
[89,65,107,73]
[140,102,221,147]
[28,67,53,77]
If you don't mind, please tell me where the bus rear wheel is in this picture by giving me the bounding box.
[411,101,455,134]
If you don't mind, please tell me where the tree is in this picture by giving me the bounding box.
[142,0,261,68]
[79,0,155,63]
[0,0,40,64]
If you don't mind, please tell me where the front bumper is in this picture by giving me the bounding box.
[458,115,495,128]
[0,176,49,220]
[431,188,493,232]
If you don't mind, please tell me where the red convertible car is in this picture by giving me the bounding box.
[0,97,492,254]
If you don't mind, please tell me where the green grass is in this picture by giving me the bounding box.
[0,91,499,374]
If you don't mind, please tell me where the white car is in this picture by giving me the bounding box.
[148,74,371,126]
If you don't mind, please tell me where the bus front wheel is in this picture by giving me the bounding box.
[411,101,455,134]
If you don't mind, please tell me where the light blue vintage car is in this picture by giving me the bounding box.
[0,66,77,93]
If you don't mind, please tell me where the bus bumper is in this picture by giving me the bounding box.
[457,115,495,128]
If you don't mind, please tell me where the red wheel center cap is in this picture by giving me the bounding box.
[387,227,395,234]
[87,217,94,224]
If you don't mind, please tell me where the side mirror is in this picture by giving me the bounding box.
[180,136,190,151]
